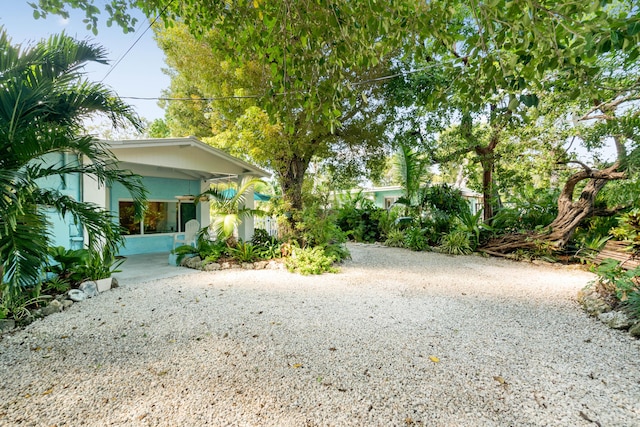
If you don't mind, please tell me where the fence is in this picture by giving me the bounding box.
[254,216,279,237]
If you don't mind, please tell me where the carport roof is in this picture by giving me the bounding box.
[103,136,270,181]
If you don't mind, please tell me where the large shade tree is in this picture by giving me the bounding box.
[32,0,640,247]
[0,30,146,301]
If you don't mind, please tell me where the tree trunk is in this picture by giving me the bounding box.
[276,154,310,235]
[482,161,626,255]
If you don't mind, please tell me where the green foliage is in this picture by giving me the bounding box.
[455,210,492,250]
[419,184,470,216]
[228,241,261,263]
[610,209,640,255]
[335,193,386,243]
[285,246,338,276]
[492,186,559,234]
[46,246,90,283]
[251,228,277,247]
[82,245,124,280]
[384,229,406,248]
[574,235,612,264]
[294,202,347,250]
[0,30,146,304]
[200,177,267,241]
[43,277,71,294]
[593,259,640,318]
[439,230,473,255]
[403,227,431,252]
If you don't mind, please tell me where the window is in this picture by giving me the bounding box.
[384,196,399,209]
[119,200,187,235]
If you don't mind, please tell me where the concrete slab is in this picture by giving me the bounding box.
[113,252,200,285]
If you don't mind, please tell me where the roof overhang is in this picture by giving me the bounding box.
[101,136,270,181]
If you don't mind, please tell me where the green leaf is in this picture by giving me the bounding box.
[628,22,640,36]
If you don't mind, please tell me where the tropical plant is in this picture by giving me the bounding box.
[404,227,431,252]
[439,230,473,255]
[384,229,406,248]
[593,259,640,318]
[228,241,261,263]
[456,210,491,250]
[0,30,146,304]
[198,177,266,243]
[285,246,338,275]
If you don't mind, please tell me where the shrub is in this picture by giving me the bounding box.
[384,229,406,248]
[228,241,261,263]
[285,246,338,275]
[592,258,640,319]
[439,230,473,255]
[404,227,431,251]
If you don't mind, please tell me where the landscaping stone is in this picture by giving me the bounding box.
[185,256,203,270]
[0,319,15,333]
[254,260,268,270]
[79,281,99,298]
[68,289,87,302]
[111,277,119,288]
[221,262,231,269]
[241,262,254,270]
[62,300,74,310]
[598,311,632,330]
[40,300,63,317]
[203,262,221,271]
[577,287,612,316]
[629,322,640,338]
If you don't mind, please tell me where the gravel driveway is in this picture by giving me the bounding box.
[1,243,639,426]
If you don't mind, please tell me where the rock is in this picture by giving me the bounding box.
[266,260,283,270]
[111,277,119,288]
[598,311,632,329]
[0,319,15,333]
[185,256,203,269]
[629,322,640,338]
[221,262,231,270]
[40,300,63,317]
[180,255,198,267]
[68,289,87,302]
[254,261,268,270]
[241,262,255,270]
[577,287,612,317]
[79,281,99,298]
[203,262,221,271]
[62,300,74,310]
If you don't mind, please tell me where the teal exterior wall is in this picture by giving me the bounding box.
[37,153,84,250]
[369,188,403,208]
[110,176,201,256]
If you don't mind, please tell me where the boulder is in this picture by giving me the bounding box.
[185,256,203,270]
[62,300,74,310]
[241,262,255,270]
[254,261,268,270]
[40,300,63,317]
[598,311,632,330]
[68,289,87,302]
[0,319,15,333]
[629,322,640,338]
[203,262,221,271]
[79,281,99,298]
[577,287,612,317]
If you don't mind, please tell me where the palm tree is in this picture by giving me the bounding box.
[0,30,146,302]
[198,177,266,244]
[393,143,430,214]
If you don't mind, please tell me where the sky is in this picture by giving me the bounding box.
[1,1,169,121]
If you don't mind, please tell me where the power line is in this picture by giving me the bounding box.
[100,2,173,83]
[119,67,431,103]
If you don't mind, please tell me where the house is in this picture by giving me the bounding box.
[337,185,483,213]
[48,137,269,256]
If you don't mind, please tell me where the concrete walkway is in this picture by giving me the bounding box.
[113,252,199,285]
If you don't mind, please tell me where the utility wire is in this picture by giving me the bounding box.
[100,1,173,83]
[119,66,430,103]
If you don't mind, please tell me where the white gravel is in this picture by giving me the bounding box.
[1,243,639,426]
